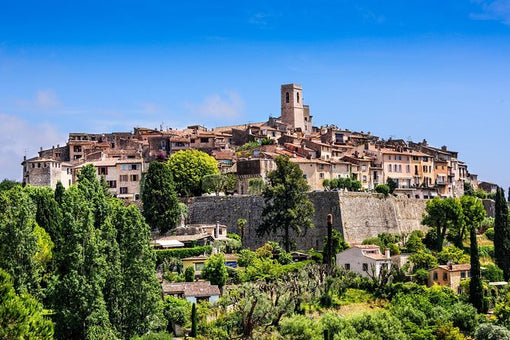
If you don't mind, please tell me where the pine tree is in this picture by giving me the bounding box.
[257,156,314,252]
[494,187,510,280]
[141,161,180,234]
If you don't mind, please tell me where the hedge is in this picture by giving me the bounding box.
[155,245,212,265]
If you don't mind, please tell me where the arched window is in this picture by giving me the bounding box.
[297,92,300,103]
[285,92,289,103]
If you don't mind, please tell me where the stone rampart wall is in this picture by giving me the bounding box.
[187,192,428,249]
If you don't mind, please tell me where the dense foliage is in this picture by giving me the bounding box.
[141,161,181,234]
[257,155,315,252]
[168,149,219,196]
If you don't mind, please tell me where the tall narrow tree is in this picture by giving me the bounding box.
[141,161,180,234]
[257,155,314,252]
[460,196,486,312]
[494,187,510,280]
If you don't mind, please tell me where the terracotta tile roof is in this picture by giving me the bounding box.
[162,281,220,297]
[437,264,471,272]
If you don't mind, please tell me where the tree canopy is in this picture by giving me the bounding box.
[422,197,464,251]
[257,155,314,252]
[168,150,219,196]
[141,161,181,234]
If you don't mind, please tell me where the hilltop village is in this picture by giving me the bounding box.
[22,83,492,200]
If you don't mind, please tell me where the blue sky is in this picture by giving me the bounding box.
[1,0,509,190]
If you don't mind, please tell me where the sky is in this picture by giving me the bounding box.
[0,0,509,190]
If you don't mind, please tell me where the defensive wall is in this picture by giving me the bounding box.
[187,192,430,250]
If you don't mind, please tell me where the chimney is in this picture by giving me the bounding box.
[441,145,447,151]
[384,248,390,259]
[447,261,453,270]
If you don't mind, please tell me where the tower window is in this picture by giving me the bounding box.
[285,92,289,103]
[297,92,300,103]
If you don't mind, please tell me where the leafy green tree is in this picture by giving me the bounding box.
[475,323,510,340]
[482,264,504,282]
[0,269,54,339]
[0,187,44,298]
[0,179,20,191]
[422,197,464,251]
[202,174,226,196]
[141,161,181,234]
[257,155,315,252]
[494,187,510,280]
[464,182,476,196]
[405,230,425,253]
[248,178,265,195]
[202,173,237,196]
[322,179,330,190]
[25,185,62,251]
[49,185,115,339]
[409,250,438,271]
[202,253,228,290]
[386,177,397,194]
[163,295,191,333]
[168,150,219,196]
[437,245,469,265]
[111,203,164,338]
[375,184,390,196]
[184,266,195,282]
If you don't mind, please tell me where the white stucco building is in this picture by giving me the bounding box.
[336,245,392,278]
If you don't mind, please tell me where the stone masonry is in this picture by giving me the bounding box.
[187,192,429,250]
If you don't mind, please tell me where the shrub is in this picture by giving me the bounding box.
[415,268,430,285]
[485,228,495,241]
[482,264,504,282]
[184,266,195,282]
[375,184,390,196]
[475,323,510,340]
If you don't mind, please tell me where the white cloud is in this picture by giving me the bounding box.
[249,12,271,28]
[0,113,65,181]
[35,89,61,109]
[470,0,510,25]
[184,91,245,119]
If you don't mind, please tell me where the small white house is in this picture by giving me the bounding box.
[336,245,392,278]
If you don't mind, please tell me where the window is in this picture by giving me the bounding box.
[107,180,117,188]
[121,164,128,171]
[318,164,324,170]
[388,164,392,172]
[363,175,367,182]
[303,174,307,179]
[443,273,448,281]
[433,271,438,281]
[361,165,367,171]
[319,173,324,179]
[344,263,350,270]
[362,263,368,271]
[195,262,205,271]
[129,164,138,171]
[297,92,300,103]
[120,175,128,182]
[461,271,466,279]
[200,137,209,143]
[285,92,289,103]
[73,146,82,152]
[406,165,410,173]
[120,187,128,194]
[98,167,108,175]
[413,156,419,161]
[130,174,138,181]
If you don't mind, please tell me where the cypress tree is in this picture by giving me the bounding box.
[54,181,65,205]
[191,302,197,337]
[141,161,180,234]
[494,187,510,280]
[469,226,484,312]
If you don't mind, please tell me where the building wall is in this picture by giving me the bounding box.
[336,248,391,278]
